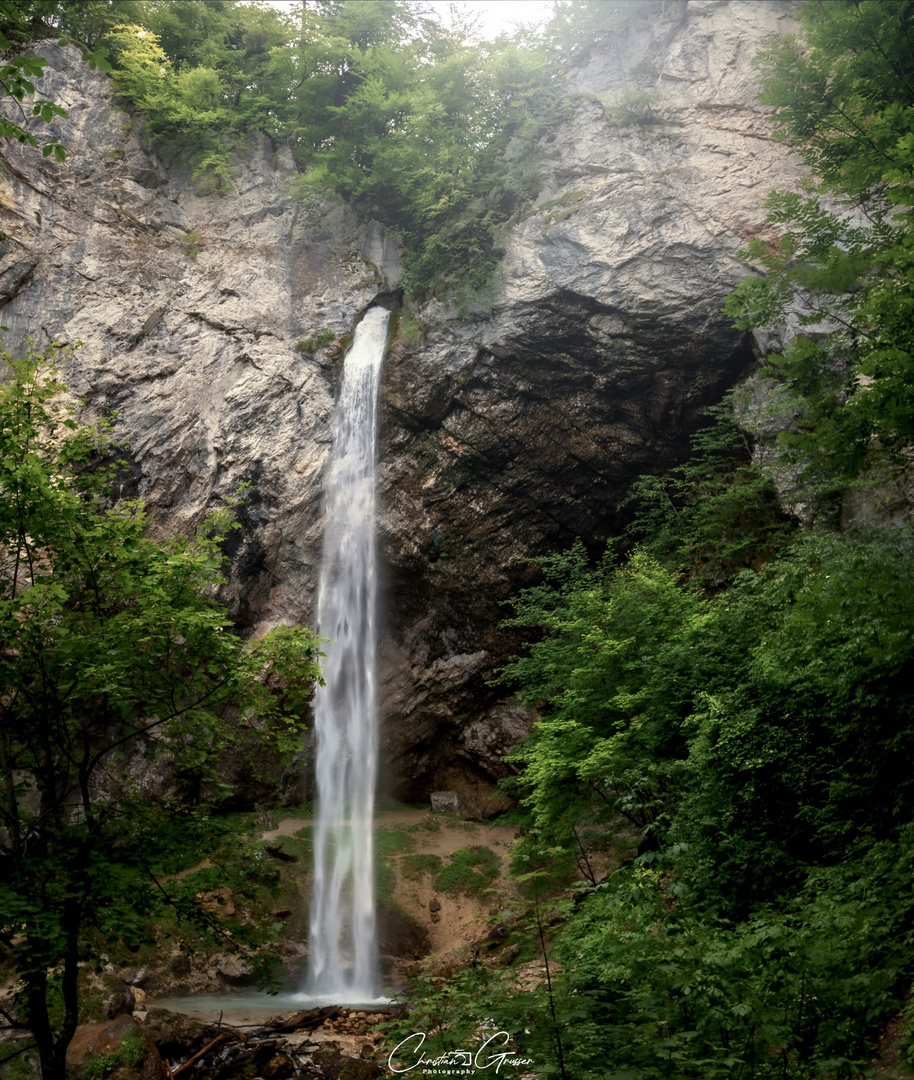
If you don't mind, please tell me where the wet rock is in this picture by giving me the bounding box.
[256,804,280,829]
[377,902,429,961]
[264,843,300,863]
[67,1016,138,1068]
[312,1048,385,1079]
[169,954,191,976]
[123,967,150,987]
[376,0,805,799]
[66,1016,165,1080]
[106,984,137,1019]
[214,954,253,983]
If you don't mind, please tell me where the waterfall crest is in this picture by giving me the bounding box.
[305,305,390,1002]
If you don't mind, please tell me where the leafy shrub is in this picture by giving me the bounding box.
[294,329,336,353]
[179,229,203,259]
[397,309,423,347]
[82,1031,147,1080]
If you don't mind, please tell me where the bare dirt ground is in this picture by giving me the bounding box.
[264,807,521,959]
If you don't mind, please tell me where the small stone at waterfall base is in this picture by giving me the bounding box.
[428,898,441,912]
[430,791,460,814]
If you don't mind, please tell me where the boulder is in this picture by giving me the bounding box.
[430,791,460,815]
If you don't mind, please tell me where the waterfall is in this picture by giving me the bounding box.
[304,305,390,1003]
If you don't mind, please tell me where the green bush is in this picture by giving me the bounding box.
[82,1031,147,1080]
[294,329,336,354]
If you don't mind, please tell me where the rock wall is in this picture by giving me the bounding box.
[0,42,400,637]
[376,0,805,806]
[0,2,804,809]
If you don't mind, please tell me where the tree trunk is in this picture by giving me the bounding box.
[27,969,66,1080]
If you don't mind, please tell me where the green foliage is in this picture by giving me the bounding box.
[622,402,796,583]
[678,527,914,911]
[61,0,570,301]
[81,1031,146,1080]
[191,147,236,194]
[485,405,914,1074]
[551,840,914,1079]
[605,88,663,127]
[0,1,114,160]
[723,0,914,498]
[544,0,669,65]
[294,329,336,353]
[0,1045,38,1080]
[402,510,914,1074]
[0,1,675,298]
[400,853,442,881]
[375,825,415,898]
[497,542,708,853]
[0,343,322,1080]
[433,846,501,897]
[754,1,914,200]
[397,308,423,346]
[178,228,203,259]
[375,826,414,857]
[379,3,914,1075]
[1,16,68,158]
[383,961,515,1073]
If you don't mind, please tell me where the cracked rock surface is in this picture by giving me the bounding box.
[0,3,804,806]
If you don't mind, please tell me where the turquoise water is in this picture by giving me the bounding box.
[149,990,396,1026]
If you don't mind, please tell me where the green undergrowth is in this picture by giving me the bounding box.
[82,1031,147,1080]
[376,827,414,899]
[408,815,441,833]
[385,381,914,1075]
[433,846,501,898]
[401,853,443,882]
[294,329,336,354]
[375,826,414,857]
[397,308,424,347]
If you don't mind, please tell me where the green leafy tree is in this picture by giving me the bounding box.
[498,544,710,859]
[622,403,796,585]
[723,0,914,499]
[0,2,71,161]
[0,344,322,1080]
[678,527,914,911]
[0,1,113,160]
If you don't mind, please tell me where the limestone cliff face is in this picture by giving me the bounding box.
[377,0,805,806]
[0,42,400,641]
[0,2,803,809]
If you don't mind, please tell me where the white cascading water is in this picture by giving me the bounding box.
[304,305,390,1002]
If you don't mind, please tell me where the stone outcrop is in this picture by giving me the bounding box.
[376,0,805,802]
[0,40,399,638]
[0,2,804,807]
